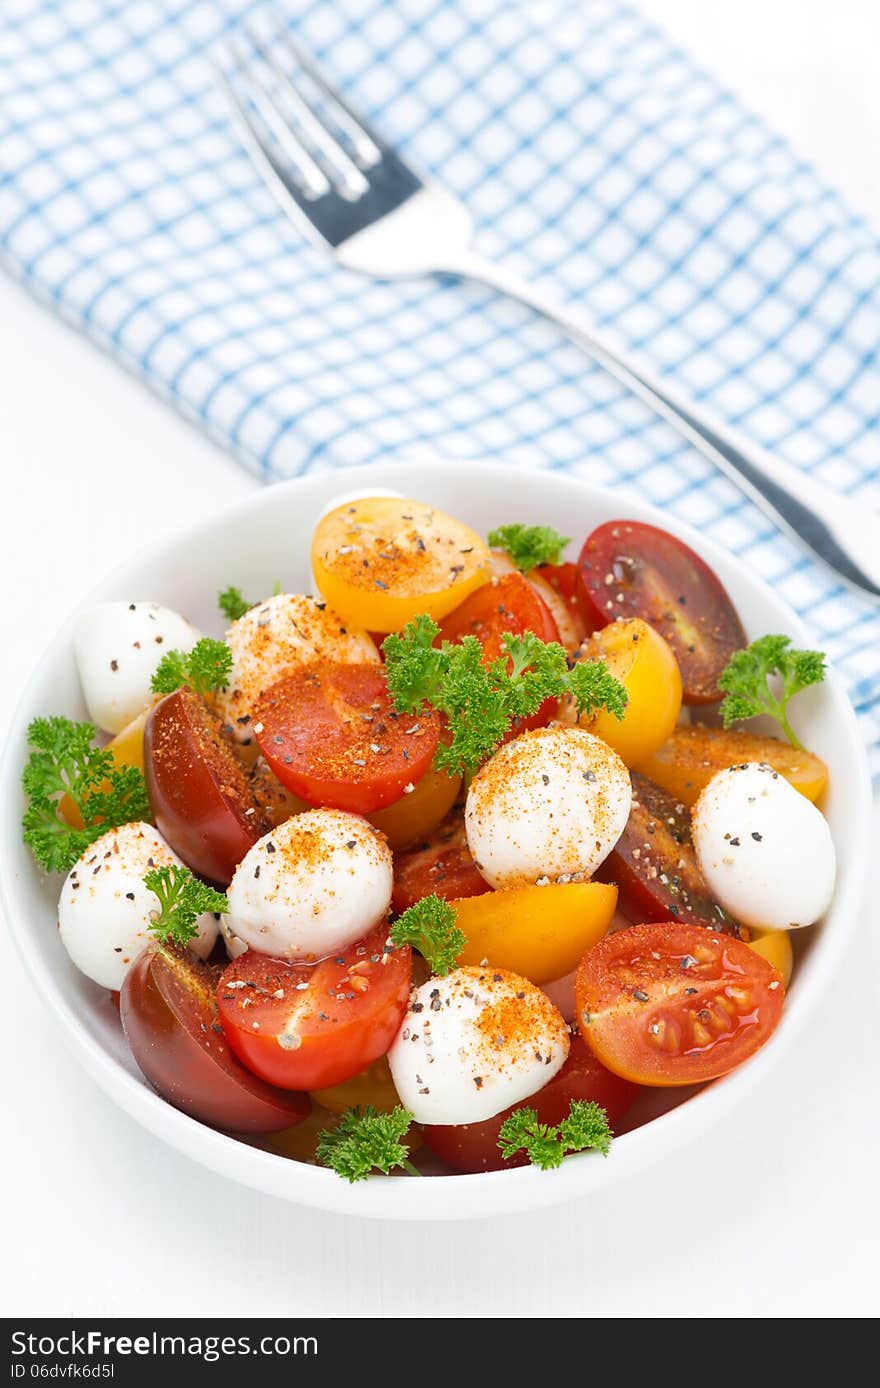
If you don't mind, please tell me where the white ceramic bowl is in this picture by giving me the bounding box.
[0,461,871,1220]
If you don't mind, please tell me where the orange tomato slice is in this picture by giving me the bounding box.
[637,724,828,806]
[60,707,150,829]
[452,881,618,984]
[748,929,794,986]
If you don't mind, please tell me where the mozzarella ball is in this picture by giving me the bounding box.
[215,593,379,743]
[74,602,201,734]
[692,762,836,930]
[225,809,392,960]
[58,823,219,990]
[465,727,632,889]
[389,966,570,1125]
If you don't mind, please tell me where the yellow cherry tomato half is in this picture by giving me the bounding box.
[311,497,491,633]
[452,881,618,985]
[560,618,682,768]
[747,929,794,987]
[367,767,461,851]
[60,707,150,829]
[311,1055,402,1115]
[637,724,828,807]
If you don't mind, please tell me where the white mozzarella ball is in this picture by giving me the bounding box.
[58,823,219,990]
[389,967,570,1125]
[225,809,392,960]
[465,727,632,889]
[215,593,379,743]
[74,602,201,734]
[693,762,835,931]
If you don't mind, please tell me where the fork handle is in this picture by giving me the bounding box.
[438,248,880,599]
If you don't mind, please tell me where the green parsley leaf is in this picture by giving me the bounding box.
[218,586,252,623]
[143,864,228,947]
[718,634,826,750]
[382,617,627,778]
[488,523,570,570]
[389,894,466,976]
[316,1105,417,1183]
[151,637,233,699]
[498,1099,613,1170]
[21,716,151,874]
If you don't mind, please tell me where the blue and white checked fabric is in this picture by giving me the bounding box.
[1,0,879,761]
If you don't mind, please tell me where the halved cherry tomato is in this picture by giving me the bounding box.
[637,723,828,807]
[577,521,746,703]
[120,943,309,1133]
[531,561,588,649]
[598,772,743,934]
[217,925,411,1091]
[452,882,618,984]
[748,929,794,986]
[392,804,490,913]
[145,688,270,885]
[575,921,784,1086]
[254,662,440,815]
[367,765,461,850]
[264,1099,423,1163]
[311,1055,401,1114]
[439,571,560,734]
[311,497,491,632]
[560,618,682,767]
[421,1035,637,1173]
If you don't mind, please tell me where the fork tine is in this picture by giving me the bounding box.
[266,16,386,168]
[242,22,369,199]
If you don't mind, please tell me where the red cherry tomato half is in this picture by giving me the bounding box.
[216,925,411,1091]
[421,1035,637,1173]
[576,521,746,703]
[575,922,785,1087]
[598,773,743,935]
[439,571,560,734]
[392,804,490,914]
[120,944,309,1133]
[254,662,440,815]
[145,688,270,886]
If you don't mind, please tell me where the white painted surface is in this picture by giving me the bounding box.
[0,0,878,1318]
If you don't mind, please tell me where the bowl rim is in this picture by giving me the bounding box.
[0,458,872,1220]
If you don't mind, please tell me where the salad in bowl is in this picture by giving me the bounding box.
[3,462,867,1218]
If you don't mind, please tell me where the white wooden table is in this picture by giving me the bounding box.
[1,0,877,1318]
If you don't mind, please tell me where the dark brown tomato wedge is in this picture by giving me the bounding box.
[577,520,746,703]
[597,773,744,937]
[254,662,441,816]
[145,688,270,886]
[120,944,310,1133]
[420,1034,638,1173]
[392,803,491,914]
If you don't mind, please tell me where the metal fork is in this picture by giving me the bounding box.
[218,19,880,600]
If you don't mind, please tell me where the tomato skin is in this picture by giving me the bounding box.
[452,882,618,985]
[421,1035,637,1173]
[120,944,309,1133]
[533,562,588,648]
[367,765,461,850]
[311,1055,401,1114]
[575,922,785,1087]
[599,772,743,935]
[217,926,411,1091]
[577,521,746,704]
[392,805,490,913]
[254,662,440,815]
[439,571,560,733]
[637,723,828,807]
[145,689,270,886]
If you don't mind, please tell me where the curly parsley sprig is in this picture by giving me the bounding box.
[488,523,570,570]
[382,615,627,778]
[718,634,826,750]
[21,716,151,873]
[151,637,233,699]
[143,865,228,947]
[498,1099,613,1170]
[316,1106,418,1182]
[218,586,252,623]
[389,895,465,977]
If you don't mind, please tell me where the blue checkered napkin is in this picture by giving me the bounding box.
[1,1,878,763]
